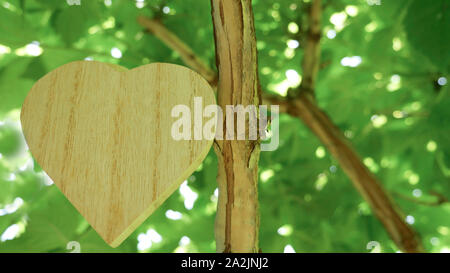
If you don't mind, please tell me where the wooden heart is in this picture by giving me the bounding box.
[20,61,216,247]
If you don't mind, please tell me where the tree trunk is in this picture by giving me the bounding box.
[210,0,261,253]
[138,1,424,252]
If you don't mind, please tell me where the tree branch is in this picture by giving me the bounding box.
[393,191,449,207]
[298,0,322,97]
[286,93,423,252]
[137,16,218,87]
[136,1,424,252]
[209,0,260,253]
[290,0,422,252]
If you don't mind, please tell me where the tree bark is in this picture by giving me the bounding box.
[210,0,261,252]
[268,93,424,253]
[299,0,322,97]
[288,0,422,253]
[137,1,424,252]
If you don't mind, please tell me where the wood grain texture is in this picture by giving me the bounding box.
[138,8,424,253]
[211,0,261,253]
[20,61,216,247]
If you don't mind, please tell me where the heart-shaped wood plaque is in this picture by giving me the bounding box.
[20,61,216,247]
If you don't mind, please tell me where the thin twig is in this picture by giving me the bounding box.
[136,2,424,252]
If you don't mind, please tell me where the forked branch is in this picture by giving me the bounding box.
[137,0,424,252]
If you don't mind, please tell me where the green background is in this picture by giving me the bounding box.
[0,0,449,253]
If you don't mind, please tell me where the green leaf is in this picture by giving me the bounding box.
[0,188,83,252]
[403,0,450,71]
[0,7,36,47]
[0,79,33,117]
[54,7,89,45]
[35,0,66,9]
[53,3,101,45]
[0,57,34,116]
[22,57,47,80]
[0,125,22,157]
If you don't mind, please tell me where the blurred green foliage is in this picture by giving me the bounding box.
[0,0,448,253]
